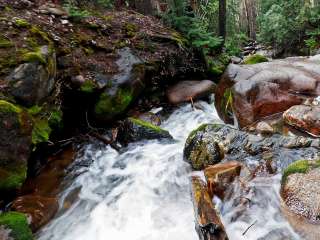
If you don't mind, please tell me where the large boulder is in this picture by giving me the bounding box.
[184,124,320,171]
[93,48,146,122]
[281,160,320,223]
[0,101,32,192]
[0,212,33,240]
[166,80,216,105]
[215,57,320,128]
[283,104,320,137]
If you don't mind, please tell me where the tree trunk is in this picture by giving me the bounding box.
[219,0,227,41]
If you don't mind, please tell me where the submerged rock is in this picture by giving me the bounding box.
[283,104,320,137]
[215,57,320,127]
[166,80,216,105]
[118,117,172,143]
[0,101,32,192]
[281,160,320,223]
[0,212,33,240]
[191,176,228,240]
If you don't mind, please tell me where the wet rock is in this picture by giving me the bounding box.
[281,160,320,223]
[184,124,224,170]
[94,48,145,122]
[166,80,216,105]
[256,121,274,134]
[204,161,242,199]
[283,104,320,137]
[215,57,320,127]
[0,101,32,192]
[11,195,58,232]
[136,112,161,126]
[118,117,172,144]
[38,4,68,16]
[6,46,56,106]
[230,56,242,64]
[0,212,33,240]
[184,124,320,172]
[191,176,228,240]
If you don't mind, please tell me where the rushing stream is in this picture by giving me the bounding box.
[38,102,219,240]
[38,102,302,240]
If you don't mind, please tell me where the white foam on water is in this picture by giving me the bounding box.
[38,102,220,240]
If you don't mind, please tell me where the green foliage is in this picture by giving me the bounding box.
[13,18,30,28]
[258,2,320,53]
[0,212,33,240]
[63,3,91,22]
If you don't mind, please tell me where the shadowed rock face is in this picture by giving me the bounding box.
[284,104,320,137]
[215,56,320,128]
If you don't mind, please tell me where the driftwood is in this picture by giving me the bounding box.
[191,176,229,240]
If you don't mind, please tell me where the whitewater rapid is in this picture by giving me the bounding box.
[38,102,220,240]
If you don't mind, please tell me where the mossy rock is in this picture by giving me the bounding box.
[0,212,33,240]
[94,87,133,121]
[184,124,224,170]
[207,53,231,76]
[282,159,320,184]
[243,54,268,65]
[118,117,173,143]
[0,101,32,191]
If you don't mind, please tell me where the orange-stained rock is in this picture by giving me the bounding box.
[167,80,216,105]
[204,162,242,199]
[283,104,320,137]
[11,195,58,232]
[191,176,228,240]
[215,56,320,128]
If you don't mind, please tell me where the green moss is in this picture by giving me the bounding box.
[0,166,27,191]
[0,100,22,114]
[129,117,165,133]
[27,105,42,115]
[188,124,208,142]
[243,54,268,65]
[95,88,133,116]
[282,160,320,184]
[14,18,30,28]
[0,37,14,48]
[207,53,230,76]
[48,109,63,129]
[0,212,33,240]
[22,48,46,64]
[220,88,233,119]
[80,80,95,93]
[30,26,51,44]
[32,119,52,145]
[123,23,138,38]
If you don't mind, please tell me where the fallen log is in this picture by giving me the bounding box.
[191,176,229,240]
